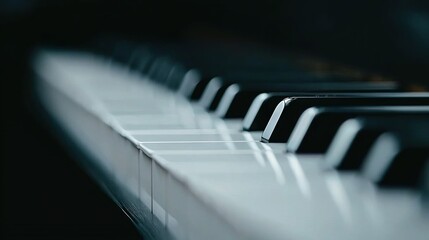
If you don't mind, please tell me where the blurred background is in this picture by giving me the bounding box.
[2,0,429,239]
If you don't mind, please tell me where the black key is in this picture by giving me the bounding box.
[178,73,223,101]
[242,92,381,131]
[287,106,429,153]
[325,118,386,170]
[243,92,293,131]
[361,122,429,187]
[261,95,429,143]
[177,70,231,101]
[242,91,416,131]
[199,72,332,111]
[325,116,429,171]
[216,81,399,119]
[128,48,155,73]
[177,69,206,99]
[146,57,165,80]
[164,64,188,90]
[147,57,177,84]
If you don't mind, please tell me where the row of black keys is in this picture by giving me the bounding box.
[96,41,429,197]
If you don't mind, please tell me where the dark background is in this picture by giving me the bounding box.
[2,0,429,239]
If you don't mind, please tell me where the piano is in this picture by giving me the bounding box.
[23,1,429,239]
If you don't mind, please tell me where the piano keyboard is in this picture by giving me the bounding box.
[33,44,429,240]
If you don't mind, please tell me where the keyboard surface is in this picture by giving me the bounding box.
[33,49,429,240]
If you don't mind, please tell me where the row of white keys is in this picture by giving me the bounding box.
[155,151,428,240]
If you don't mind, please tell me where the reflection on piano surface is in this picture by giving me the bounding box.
[33,36,429,239]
